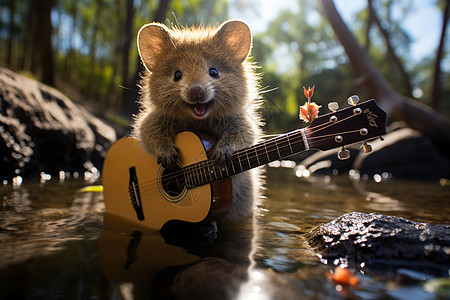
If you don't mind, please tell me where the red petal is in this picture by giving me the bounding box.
[303,86,309,98]
[308,85,315,98]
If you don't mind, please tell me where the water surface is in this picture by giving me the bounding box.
[1,167,449,299]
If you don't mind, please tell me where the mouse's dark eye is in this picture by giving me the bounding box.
[173,70,182,82]
[209,68,219,79]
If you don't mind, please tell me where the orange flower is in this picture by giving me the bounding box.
[326,267,359,286]
[303,85,315,100]
[299,85,321,123]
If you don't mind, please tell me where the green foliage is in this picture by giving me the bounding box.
[254,0,359,132]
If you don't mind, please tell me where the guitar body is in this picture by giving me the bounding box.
[102,131,232,230]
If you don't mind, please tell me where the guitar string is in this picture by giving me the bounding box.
[133,112,361,193]
[133,113,365,199]
[136,128,365,205]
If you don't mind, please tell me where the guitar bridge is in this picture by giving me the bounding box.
[128,166,144,220]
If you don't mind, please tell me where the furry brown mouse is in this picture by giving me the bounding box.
[133,20,263,223]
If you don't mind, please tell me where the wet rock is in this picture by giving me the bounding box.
[0,66,117,179]
[297,126,450,179]
[307,212,450,277]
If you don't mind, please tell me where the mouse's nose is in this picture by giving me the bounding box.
[189,85,205,101]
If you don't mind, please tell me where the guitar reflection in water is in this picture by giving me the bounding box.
[99,212,256,299]
[99,96,386,298]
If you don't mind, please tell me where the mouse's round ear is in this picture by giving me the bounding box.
[137,23,175,72]
[214,20,252,63]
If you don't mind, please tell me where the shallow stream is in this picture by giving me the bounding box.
[1,166,449,299]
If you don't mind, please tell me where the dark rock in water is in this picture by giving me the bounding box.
[307,212,450,277]
[0,66,117,179]
[354,127,449,180]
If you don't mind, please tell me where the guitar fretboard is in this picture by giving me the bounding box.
[183,129,308,188]
[180,99,387,189]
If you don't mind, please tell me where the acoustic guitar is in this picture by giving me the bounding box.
[102,99,386,230]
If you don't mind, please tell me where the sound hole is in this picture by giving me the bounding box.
[161,166,186,197]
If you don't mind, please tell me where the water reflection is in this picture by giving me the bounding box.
[98,211,256,299]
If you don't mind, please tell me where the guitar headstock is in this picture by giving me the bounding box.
[306,98,386,158]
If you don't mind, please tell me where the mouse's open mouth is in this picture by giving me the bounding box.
[191,101,212,118]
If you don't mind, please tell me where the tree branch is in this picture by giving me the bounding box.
[431,0,450,110]
[369,0,413,97]
[320,0,450,154]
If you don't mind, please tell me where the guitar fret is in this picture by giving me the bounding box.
[264,142,270,162]
[208,164,217,181]
[204,163,210,182]
[207,162,214,182]
[199,166,206,185]
[255,144,268,165]
[237,154,243,171]
[224,165,229,176]
[253,146,261,165]
[204,161,212,183]
[186,166,193,188]
[211,164,218,181]
[218,164,223,178]
[184,168,192,188]
[275,139,281,159]
[244,151,251,170]
[286,133,294,154]
[246,148,255,169]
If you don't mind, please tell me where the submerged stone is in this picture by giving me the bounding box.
[307,212,450,277]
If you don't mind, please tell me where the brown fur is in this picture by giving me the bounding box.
[133,20,263,222]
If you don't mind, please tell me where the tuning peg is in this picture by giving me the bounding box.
[328,102,339,112]
[361,141,372,153]
[338,146,351,160]
[347,95,360,106]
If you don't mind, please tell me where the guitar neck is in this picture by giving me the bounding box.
[182,99,387,189]
[183,129,309,188]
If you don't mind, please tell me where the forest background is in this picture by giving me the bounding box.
[0,0,448,133]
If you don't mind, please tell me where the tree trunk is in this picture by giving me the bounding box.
[122,0,135,86]
[23,0,37,72]
[121,0,172,118]
[431,0,450,110]
[369,0,413,97]
[88,0,103,98]
[7,0,15,68]
[107,0,123,111]
[66,1,79,85]
[320,0,450,155]
[364,0,374,51]
[153,0,171,23]
[34,0,55,86]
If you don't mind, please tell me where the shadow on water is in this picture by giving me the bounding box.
[0,167,449,299]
